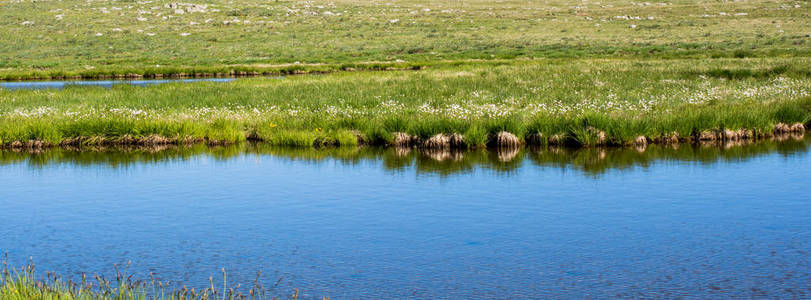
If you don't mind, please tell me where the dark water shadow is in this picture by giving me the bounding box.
[1,135,809,176]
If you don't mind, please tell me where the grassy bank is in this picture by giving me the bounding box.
[1,0,808,79]
[1,58,809,149]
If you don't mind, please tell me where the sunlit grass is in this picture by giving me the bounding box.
[0,0,808,79]
[0,259,301,300]
[0,58,809,148]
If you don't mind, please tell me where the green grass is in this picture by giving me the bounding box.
[0,0,809,79]
[1,58,809,148]
[0,260,299,300]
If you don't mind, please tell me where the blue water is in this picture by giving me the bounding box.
[0,142,809,298]
[0,78,235,90]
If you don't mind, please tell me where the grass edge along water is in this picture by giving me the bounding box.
[0,256,312,300]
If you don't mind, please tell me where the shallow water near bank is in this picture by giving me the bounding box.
[0,78,237,90]
[1,139,810,298]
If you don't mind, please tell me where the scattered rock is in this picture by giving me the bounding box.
[141,134,172,145]
[25,140,45,148]
[634,135,648,146]
[312,136,338,148]
[774,123,791,134]
[722,129,738,141]
[423,134,450,149]
[790,123,805,133]
[736,129,755,140]
[393,132,417,147]
[667,132,680,143]
[419,133,467,149]
[699,130,717,141]
[495,131,521,148]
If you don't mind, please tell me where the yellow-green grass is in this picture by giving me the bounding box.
[1,58,809,148]
[1,261,290,300]
[0,0,808,79]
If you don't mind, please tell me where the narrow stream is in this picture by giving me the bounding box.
[0,78,236,90]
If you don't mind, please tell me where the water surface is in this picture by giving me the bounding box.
[1,140,809,298]
[0,78,235,90]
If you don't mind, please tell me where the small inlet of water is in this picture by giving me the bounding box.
[0,78,237,90]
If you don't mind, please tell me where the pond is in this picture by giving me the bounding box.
[0,78,236,90]
[1,138,809,298]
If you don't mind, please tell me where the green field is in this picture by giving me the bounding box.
[0,0,808,79]
[0,0,809,149]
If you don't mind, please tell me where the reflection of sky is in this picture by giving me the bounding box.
[0,148,809,298]
[0,78,235,90]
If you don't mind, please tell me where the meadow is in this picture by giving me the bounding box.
[0,0,808,79]
[0,0,809,148]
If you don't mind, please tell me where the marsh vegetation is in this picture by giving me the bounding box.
[1,59,809,149]
[1,0,809,149]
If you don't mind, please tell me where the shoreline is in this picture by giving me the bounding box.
[0,64,428,82]
[1,56,806,82]
[0,58,504,81]
[1,123,805,151]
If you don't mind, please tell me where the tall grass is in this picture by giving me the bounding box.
[0,258,303,300]
[1,59,809,149]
